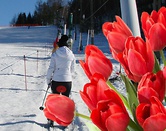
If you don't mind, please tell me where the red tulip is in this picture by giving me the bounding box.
[44,94,75,126]
[79,45,112,80]
[138,71,166,104]
[141,7,166,51]
[161,66,166,97]
[102,16,133,60]
[117,36,155,82]
[163,66,166,79]
[80,73,109,111]
[136,96,166,131]
[91,89,129,131]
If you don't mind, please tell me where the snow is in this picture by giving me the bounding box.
[0,26,125,131]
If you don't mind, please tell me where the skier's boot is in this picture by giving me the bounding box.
[48,119,54,127]
[59,126,67,130]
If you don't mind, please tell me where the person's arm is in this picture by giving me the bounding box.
[71,56,76,73]
[46,54,56,84]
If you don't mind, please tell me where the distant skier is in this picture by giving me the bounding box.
[46,35,76,128]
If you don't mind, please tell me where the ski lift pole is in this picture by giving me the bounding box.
[120,0,141,37]
[64,24,67,35]
[68,13,74,50]
[78,32,83,52]
[86,30,90,45]
[69,13,73,38]
[90,0,94,45]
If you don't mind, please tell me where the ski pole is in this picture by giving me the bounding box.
[39,84,50,110]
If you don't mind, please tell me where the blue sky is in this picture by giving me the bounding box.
[0,0,46,26]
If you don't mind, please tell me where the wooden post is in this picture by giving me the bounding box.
[37,50,39,72]
[23,55,27,91]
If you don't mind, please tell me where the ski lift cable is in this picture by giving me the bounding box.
[84,0,109,22]
[81,1,90,15]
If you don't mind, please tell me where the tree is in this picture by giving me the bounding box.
[27,13,33,24]
[16,13,26,25]
[10,15,17,25]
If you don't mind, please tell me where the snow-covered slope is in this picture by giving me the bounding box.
[0,26,122,131]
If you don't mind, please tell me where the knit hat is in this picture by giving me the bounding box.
[57,35,69,47]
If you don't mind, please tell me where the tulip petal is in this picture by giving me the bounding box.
[127,49,147,76]
[91,108,107,131]
[80,45,113,80]
[44,94,75,126]
[149,23,166,51]
[107,32,127,53]
[106,113,129,131]
[80,83,97,110]
[102,22,112,37]
[143,114,166,131]
[141,12,153,37]
[136,103,150,126]
[79,60,92,79]
[80,76,110,111]
[46,95,75,122]
[88,55,112,79]
[115,16,133,36]
[138,71,166,103]
[138,86,159,103]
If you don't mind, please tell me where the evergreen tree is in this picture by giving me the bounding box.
[27,13,33,24]
[16,13,26,25]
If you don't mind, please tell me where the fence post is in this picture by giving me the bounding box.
[23,55,27,91]
[37,50,39,72]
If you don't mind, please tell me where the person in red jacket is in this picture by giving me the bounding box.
[52,29,61,53]
[52,37,59,53]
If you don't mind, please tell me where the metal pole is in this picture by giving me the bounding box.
[78,0,83,51]
[69,13,73,37]
[90,0,94,44]
[120,0,141,37]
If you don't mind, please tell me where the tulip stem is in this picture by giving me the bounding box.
[160,50,166,66]
[127,118,143,131]
[75,112,91,120]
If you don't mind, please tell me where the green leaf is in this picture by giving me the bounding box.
[160,50,166,66]
[153,52,161,73]
[120,74,139,116]
[85,122,100,131]
[75,112,91,120]
[127,118,143,131]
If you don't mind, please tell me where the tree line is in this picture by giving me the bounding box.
[11,0,166,32]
